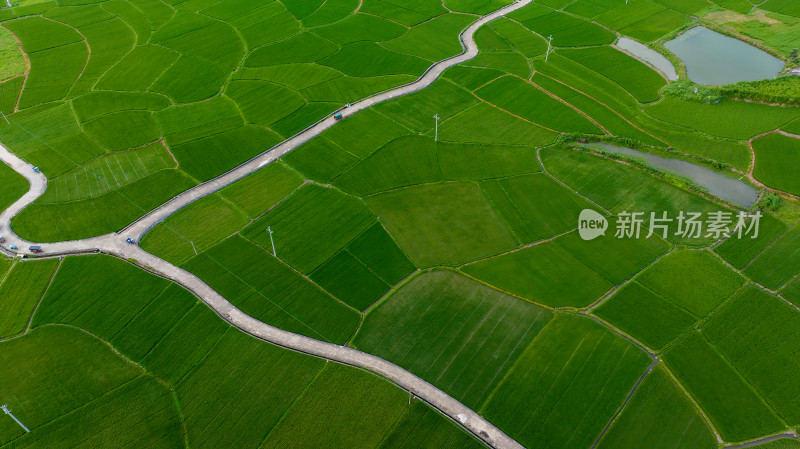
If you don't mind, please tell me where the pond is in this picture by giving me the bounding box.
[664,26,784,85]
[617,37,677,81]
[580,142,759,208]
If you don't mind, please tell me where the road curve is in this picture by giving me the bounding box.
[0,1,531,448]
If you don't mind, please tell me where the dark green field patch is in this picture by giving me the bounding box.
[320,42,430,77]
[313,13,406,45]
[382,13,475,61]
[242,184,376,273]
[595,281,696,350]
[476,76,603,134]
[752,133,800,196]
[714,212,787,268]
[225,80,306,125]
[745,221,800,290]
[354,270,552,408]
[482,313,651,449]
[664,332,785,442]
[0,259,58,339]
[219,161,305,218]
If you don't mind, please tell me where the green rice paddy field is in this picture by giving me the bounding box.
[1,0,800,447]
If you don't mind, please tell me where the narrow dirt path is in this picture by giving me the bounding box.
[0,2,533,448]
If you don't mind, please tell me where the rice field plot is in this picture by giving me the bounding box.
[261,362,482,448]
[309,223,415,310]
[481,173,594,243]
[155,96,244,146]
[300,74,416,103]
[463,241,614,308]
[488,18,547,57]
[703,285,800,425]
[378,401,484,449]
[186,235,361,344]
[7,375,184,449]
[590,0,667,30]
[443,66,504,90]
[96,44,180,91]
[18,42,87,108]
[646,98,800,140]
[302,0,359,27]
[366,182,519,267]
[270,102,340,137]
[32,256,169,338]
[783,277,800,307]
[664,332,786,442]
[0,326,155,445]
[245,33,339,67]
[219,161,304,218]
[482,313,652,449]
[476,26,514,52]
[439,102,558,146]
[177,330,325,449]
[0,160,29,212]
[141,193,249,265]
[714,212,787,268]
[174,125,283,181]
[149,55,230,103]
[650,0,709,14]
[102,1,151,43]
[637,250,745,317]
[225,80,305,126]
[150,12,243,70]
[520,11,616,47]
[465,52,532,78]
[0,27,26,80]
[476,76,603,134]
[445,0,511,14]
[752,133,800,196]
[382,13,475,61]
[0,259,57,339]
[375,79,478,133]
[359,0,432,26]
[0,78,22,115]
[597,365,717,449]
[594,281,696,350]
[71,91,172,123]
[313,13,406,45]
[334,135,542,196]
[354,270,552,409]
[554,220,672,285]
[12,170,197,242]
[237,10,301,48]
[560,47,666,104]
[619,9,685,42]
[652,128,751,171]
[745,221,800,290]
[320,42,431,77]
[322,108,409,158]
[284,137,360,183]
[82,110,160,151]
[532,73,663,145]
[3,16,83,53]
[233,64,342,91]
[241,184,375,274]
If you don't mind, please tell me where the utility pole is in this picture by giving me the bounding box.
[433,114,439,142]
[2,405,30,433]
[267,226,276,257]
[545,35,553,62]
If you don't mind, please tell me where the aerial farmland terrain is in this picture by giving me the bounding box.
[1,0,800,447]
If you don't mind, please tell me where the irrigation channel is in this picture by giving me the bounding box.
[0,1,534,448]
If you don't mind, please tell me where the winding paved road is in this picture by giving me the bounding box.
[0,2,531,448]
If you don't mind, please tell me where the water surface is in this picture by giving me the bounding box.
[664,27,784,85]
[617,37,677,81]
[582,142,758,208]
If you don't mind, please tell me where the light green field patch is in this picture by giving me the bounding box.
[463,241,614,308]
[638,250,746,317]
[225,80,306,126]
[745,221,800,290]
[439,102,558,146]
[382,13,475,61]
[319,42,431,77]
[219,161,305,218]
[355,270,552,408]
[232,63,342,90]
[39,142,175,203]
[366,181,519,267]
[0,26,26,81]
